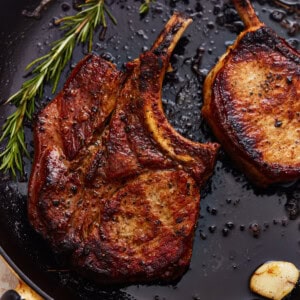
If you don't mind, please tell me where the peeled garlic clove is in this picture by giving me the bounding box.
[250,261,299,300]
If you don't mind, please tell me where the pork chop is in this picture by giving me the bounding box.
[202,0,300,187]
[28,13,219,283]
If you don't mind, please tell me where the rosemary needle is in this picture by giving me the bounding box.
[0,0,116,177]
[139,0,156,14]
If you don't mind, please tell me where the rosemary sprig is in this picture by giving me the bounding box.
[139,0,156,14]
[0,0,116,177]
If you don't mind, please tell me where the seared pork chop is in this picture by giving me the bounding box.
[202,0,300,187]
[28,13,219,283]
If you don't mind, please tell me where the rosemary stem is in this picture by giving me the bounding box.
[0,0,117,176]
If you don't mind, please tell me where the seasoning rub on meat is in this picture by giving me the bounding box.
[28,13,219,283]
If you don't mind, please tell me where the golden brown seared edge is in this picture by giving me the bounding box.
[28,13,219,284]
[202,1,300,186]
[139,51,219,185]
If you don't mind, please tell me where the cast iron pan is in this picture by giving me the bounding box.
[0,0,299,299]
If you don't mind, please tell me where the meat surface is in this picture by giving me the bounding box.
[28,13,219,284]
[202,0,300,187]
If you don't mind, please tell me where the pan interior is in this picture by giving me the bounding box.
[0,1,299,299]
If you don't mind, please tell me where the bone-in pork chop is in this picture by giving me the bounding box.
[28,13,219,283]
[202,0,300,187]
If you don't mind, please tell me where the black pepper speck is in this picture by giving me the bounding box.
[274,119,282,127]
[286,76,293,84]
[52,199,60,207]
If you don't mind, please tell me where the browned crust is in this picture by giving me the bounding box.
[72,170,200,284]
[28,13,219,284]
[202,24,300,186]
[28,54,120,234]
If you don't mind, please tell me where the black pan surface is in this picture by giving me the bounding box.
[0,0,299,299]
